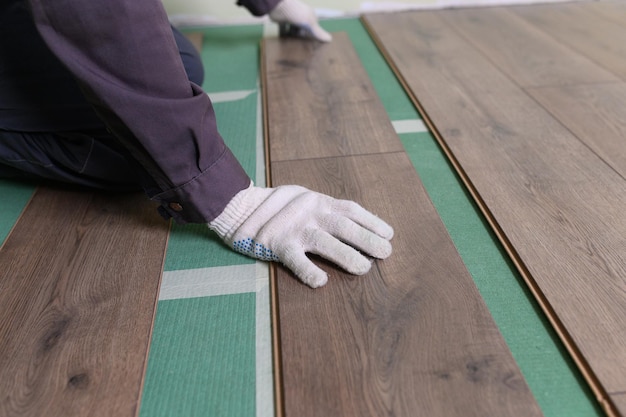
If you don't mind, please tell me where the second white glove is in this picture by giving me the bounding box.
[209,182,393,288]
[269,0,332,42]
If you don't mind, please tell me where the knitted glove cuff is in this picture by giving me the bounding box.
[208,181,270,239]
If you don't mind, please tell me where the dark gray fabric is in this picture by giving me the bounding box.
[0,130,144,190]
[0,7,205,196]
[237,0,281,16]
[0,0,254,223]
[172,26,205,87]
[0,0,104,132]
[0,1,204,132]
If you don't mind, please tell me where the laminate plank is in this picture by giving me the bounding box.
[270,154,542,417]
[0,187,169,417]
[527,82,626,177]
[585,1,626,28]
[614,394,626,413]
[512,3,626,80]
[263,32,405,162]
[263,34,542,417]
[363,11,626,417]
[440,7,617,87]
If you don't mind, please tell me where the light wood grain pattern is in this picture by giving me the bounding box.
[440,7,617,87]
[527,83,626,177]
[585,1,626,27]
[614,394,626,414]
[364,9,626,417]
[263,34,542,417]
[263,32,405,162]
[0,188,169,417]
[512,2,626,80]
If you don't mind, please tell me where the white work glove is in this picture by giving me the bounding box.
[269,0,332,42]
[209,182,393,288]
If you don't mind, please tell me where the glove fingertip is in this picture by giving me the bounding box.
[382,224,394,240]
[300,24,332,43]
[349,257,372,276]
[370,219,394,240]
[372,240,393,260]
[315,27,332,42]
[301,270,328,288]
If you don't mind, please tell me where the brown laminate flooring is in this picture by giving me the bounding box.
[363,2,626,416]
[0,188,169,417]
[262,32,542,417]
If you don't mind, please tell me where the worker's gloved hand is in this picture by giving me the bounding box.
[208,182,393,288]
[269,0,332,42]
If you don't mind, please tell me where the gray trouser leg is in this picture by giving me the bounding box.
[0,129,143,190]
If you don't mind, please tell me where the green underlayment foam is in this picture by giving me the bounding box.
[140,294,256,417]
[0,180,35,245]
[139,18,602,417]
[198,25,264,93]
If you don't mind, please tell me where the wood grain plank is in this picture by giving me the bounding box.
[263,34,542,417]
[585,1,626,28]
[526,82,626,177]
[0,187,169,417]
[440,6,617,87]
[614,394,626,414]
[512,2,626,80]
[263,32,405,162]
[363,10,626,417]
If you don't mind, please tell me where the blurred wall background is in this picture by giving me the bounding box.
[163,0,573,26]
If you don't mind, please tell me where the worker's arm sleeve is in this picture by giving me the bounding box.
[27,0,251,224]
[237,0,282,16]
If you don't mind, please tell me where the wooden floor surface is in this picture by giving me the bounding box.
[0,188,169,417]
[363,2,626,416]
[262,32,542,417]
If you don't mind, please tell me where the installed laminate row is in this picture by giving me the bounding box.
[0,188,169,417]
[438,5,617,88]
[512,2,626,80]
[363,3,626,416]
[441,3,626,177]
[527,83,626,177]
[262,32,542,416]
[265,31,404,162]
